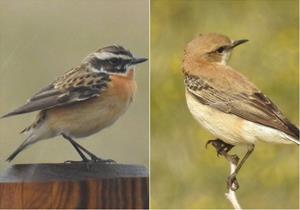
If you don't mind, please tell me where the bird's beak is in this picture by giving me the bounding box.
[131,57,148,65]
[230,39,249,49]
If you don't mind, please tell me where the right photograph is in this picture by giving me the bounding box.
[151,0,299,209]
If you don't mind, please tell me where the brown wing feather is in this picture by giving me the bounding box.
[1,66,110,118]
[185,74,299,140]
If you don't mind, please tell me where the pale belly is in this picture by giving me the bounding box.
[185,91,295,145]
[46,95,132,138]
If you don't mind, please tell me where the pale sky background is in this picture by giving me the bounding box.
[0,0,149,171]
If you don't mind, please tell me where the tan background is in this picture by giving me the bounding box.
[151,0,299,209]
[0,0,149,170]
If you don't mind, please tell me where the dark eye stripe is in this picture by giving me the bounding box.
[109,58,122,65]
[90,57,104,69]
[90,57,128,73]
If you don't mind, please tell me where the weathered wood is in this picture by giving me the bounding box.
[0,163,148,209]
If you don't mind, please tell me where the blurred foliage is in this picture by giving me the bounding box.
[151,0,298,209]
[0,0,149,170]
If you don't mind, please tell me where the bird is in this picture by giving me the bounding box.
[182,33,299,191]
[2,45,147,162]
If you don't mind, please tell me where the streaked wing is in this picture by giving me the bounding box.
[2,66,111,118]
[185,74,299,140]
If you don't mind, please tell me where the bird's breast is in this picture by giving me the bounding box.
[185,90,249,145]
[46,76,136,138]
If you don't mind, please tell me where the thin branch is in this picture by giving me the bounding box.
[225,160,242,210]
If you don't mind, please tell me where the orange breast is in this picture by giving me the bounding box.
[45,70,137,138]
[108,69,137,102]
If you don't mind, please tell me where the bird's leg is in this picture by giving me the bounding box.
[67,138,90,162]
[227,144,255,191]
[62,134,116,163]
[62,134,89,162]
[206,139,240,189]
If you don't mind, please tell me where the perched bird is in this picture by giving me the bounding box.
[183,33,299,190]
[2,45,147,162]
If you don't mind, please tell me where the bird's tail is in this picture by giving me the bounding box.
[285,134,300,145]
[289,138,300,145]
[6,134,37,162]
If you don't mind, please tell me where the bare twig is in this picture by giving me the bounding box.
[225,160,242,209]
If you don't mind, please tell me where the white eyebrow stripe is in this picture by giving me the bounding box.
[90,65,128,76]
[94,52,132,60]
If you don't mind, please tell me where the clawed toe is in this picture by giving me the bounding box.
[64,158,116,164]
[91,156,117,164]
[206,139,242,191]
[64,160,89,164]
[227,173,239,191]
[206,139,234,157]
[102,159,117,164]
[205,140,214,149]
[227,154,239,165]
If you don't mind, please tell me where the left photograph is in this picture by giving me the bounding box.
[0,0,149,209]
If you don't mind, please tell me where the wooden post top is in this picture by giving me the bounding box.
[0,163,149,209]
[0,163,148,182]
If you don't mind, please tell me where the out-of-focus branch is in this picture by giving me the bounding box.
[225,160,242,210]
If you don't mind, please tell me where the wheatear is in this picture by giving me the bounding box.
[183,33,299,190]
[2,45,147,162]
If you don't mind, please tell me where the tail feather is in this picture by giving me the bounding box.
[285,133,300,145]
[6,135,36,162]
[288,138,300,145]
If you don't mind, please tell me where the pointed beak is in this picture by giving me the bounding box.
[131,57,148,65]
[230,39,249,49]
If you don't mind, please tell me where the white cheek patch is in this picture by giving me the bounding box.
[125,64,136,71]
[90,66,103,73]
[94,52,131,60]
[220,51,232,65]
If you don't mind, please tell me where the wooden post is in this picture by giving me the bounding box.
[0,163,148,209]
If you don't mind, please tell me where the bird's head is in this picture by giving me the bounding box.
[184,33,248,65]
[82,45,147,75]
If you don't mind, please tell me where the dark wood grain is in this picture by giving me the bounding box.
[0,163,148,209]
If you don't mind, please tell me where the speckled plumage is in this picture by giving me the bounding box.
[3,45,147,161]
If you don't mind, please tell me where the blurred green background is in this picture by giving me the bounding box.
[0,0,149,170]
[151,0,298,209]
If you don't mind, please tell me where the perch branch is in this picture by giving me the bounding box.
[225,159,242,209]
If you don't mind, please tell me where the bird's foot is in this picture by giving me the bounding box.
[226,154,240,191]
[226,154,239,165]
[90,155,117,164]
[64,157,116,164]
[227,172,239,191]
[206,139,240,190]
[64,160,90,164]
[206,139,234,157]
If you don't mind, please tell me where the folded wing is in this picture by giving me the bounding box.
[185,74,299,140]
[2,67,110,118]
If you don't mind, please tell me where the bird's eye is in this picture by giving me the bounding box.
[109,58,119,64]
[216,46,226,53]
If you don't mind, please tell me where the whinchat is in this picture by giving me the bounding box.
[183,33,299,190]
[2,45,147,162]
